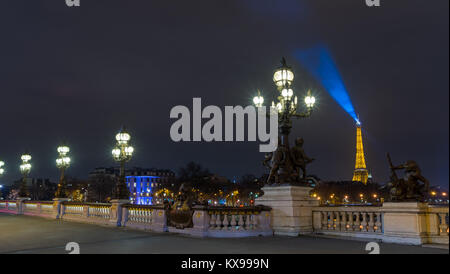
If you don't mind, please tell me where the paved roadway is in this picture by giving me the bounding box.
[0,214,447,254]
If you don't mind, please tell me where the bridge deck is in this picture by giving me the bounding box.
[0,214,446,254]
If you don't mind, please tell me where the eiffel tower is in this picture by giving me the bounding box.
[352,119,369,184]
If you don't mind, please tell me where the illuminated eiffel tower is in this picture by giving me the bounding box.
[352,119,369,184]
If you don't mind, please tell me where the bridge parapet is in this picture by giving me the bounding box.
[1,198,446,244]
[312,203,449,245]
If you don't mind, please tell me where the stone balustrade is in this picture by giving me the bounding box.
[204,206,272,237]
[22,201,55,217]
[163,205,272,237]
[427,206,449,244]
[61,202,112,225]
[0,196,447,245]
[312,203,449,245]
[313,206,384,240]
[0,200,17,213]
[87,204,111,219]
[120,204,166,231]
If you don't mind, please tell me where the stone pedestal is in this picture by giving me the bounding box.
[382,202,430,245]
[16,197,31,214]
[190,206,210,237]
[151,207,168,232]
[110,199,130,227]
[255,185,319,236]
[52,198,70,219]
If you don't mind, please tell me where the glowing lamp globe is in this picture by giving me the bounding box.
[304,91,316,108]
[20,163,31,173]
[21,154,31,162]
[56,157,71,168]
[281,88,293,99]
[273,58,294,89]
[56,158,63,166]
[253,95,264,107]
[116,130,131,144]
[125,146,134,157]
[112,148,121,159]
[57,146,70,155]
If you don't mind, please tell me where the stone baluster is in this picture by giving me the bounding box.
[209,212,216,229]
[361,213,368,232]
[238,214,245,231]
[368,213,375,232]
[336,212,342,231]
[344,212,351,231]
[374,212,382,233]
[147,209,152,223]
[326,212,332,230]
[233,214,239,230]
[215,212,222,229]
[321,212,327,230]
[83,205,89,218]
[438,213,448,236]
[330,212,335,230]
[353,212,360,231]
[252,214,258,230]
[222,213,229,230]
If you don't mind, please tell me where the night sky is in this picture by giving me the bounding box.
[0,0,448,188]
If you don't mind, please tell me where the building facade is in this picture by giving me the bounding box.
[89,167,176,205]
[126,168,176,205]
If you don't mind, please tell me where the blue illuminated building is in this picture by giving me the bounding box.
[126,168,176,205]
[89,167,175,205]
[126,175,159,205]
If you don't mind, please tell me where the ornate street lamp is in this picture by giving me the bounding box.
[55,145,71,198]
[112,127,134,199]
[0,160,5,177]
[253,57,316,184]
[0,160,4,198]
[19,153,32,197]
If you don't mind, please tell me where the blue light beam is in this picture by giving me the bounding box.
[294,46,359,123]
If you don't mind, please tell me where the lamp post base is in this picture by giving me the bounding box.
[255,185,318,236]
[110,199,130,226]
[52,198,71,219]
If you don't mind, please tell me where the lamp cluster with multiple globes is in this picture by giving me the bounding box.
[0,160,4,175]
[112,129,134,162]
[253,57,316,113]
[112,127,134,199]
[20,154,32,174]
[56,145,71,169]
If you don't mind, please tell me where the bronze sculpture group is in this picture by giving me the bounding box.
[383,153,430,202]
[263,137,314,185]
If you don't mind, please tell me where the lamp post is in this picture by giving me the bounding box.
[0,160,4,199]
[19,153,32,197]
[112,127,134,200]
[0,160,4,177]
[55,145,71,198]
[253,57,316,184]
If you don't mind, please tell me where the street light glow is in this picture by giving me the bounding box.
[273,58,294,88]
[0,160,4,175]
[112,127,134,199]
[305,90,316,108]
